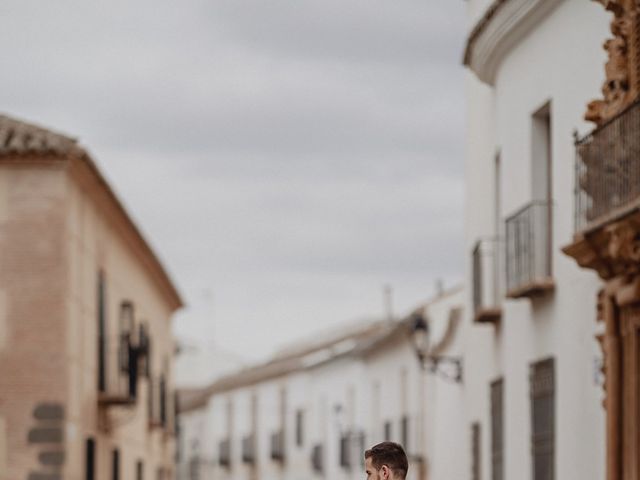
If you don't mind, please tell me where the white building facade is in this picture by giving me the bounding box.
[177,288,465,480]
[464,1,610,480]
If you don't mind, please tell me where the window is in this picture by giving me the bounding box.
[400,415,409,452]
[242,434,256,464]
[311,444,324,473]
[118,301,138,399]
[159,374,167,427]
[139,322,152,378]
[136,460,144,480]
[384,421,392,442]
[530,358,555,480]
[85,438,95,480]
[97,272,106,392]
[112,448,120,480]
[494,152,501,238]
[471,423,481,480]
[218,439,231,468]
[531,102,553,279]
[148,376,155,424]
[531,102,552,207]
[339,434,351,469]
[188,457,200,480]
[490,379,503,480]
[295,409,304,447]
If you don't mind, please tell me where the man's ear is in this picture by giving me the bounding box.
[381,465,391,480]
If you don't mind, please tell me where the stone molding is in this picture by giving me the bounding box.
[563,215,640,279]
[464,0,563,85]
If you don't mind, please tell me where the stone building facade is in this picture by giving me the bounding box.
[463,0,610,479]
[0,115,183,480]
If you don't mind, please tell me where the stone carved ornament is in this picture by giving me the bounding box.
[603,219,640,274]
[586,0,640,125]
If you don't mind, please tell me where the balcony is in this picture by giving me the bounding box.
[311,443,324,473]
[98,334,138,407]
[472,238,502,323]
[574,100,640,232]
[188,456,201,480]
[339,434,351,469]
[505,201,554,298]
[242,434,256,465]
[148,376,163,428]
[219,439,231,468]
[270,430,285,462]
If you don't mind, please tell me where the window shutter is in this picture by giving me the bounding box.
[401,415,409,451]
[471,423,481,480]
[490,379,503,480]
[530,358,554,480]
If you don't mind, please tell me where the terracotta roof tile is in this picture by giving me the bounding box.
[0,114,79,157]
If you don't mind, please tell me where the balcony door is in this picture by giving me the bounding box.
[620,305,640,480]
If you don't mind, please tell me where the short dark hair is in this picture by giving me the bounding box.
[364,442,408,479]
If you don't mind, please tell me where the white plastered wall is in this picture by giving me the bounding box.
[464,1,609,480]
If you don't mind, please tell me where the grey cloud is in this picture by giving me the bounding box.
[209,0,465,66]
[1,0,466,360]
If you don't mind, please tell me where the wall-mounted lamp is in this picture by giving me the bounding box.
[409,313,463,383]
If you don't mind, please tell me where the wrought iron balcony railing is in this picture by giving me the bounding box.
[98,334,138,407]
[472,237,502,323]
[242,434,256,465]
[270,430,285,462]
[505,201,554,298]
[219,439,231,468]
[311,444,324,473]
[339,433,352,469]
[574,100,640,232]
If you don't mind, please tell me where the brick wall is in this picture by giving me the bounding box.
[0,164,70,480]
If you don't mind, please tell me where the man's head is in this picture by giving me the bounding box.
[364,442,408,480]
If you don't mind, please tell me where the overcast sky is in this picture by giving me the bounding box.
[1,1,467,362]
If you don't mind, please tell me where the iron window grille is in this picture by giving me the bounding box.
[218,439,231,468]
[242,434,256,465]
[270,430,285,462]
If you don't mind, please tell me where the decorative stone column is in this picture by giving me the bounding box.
[564,216,640,480]
[564,2,640,479]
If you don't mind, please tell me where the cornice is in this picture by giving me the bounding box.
[464,0,563,85]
